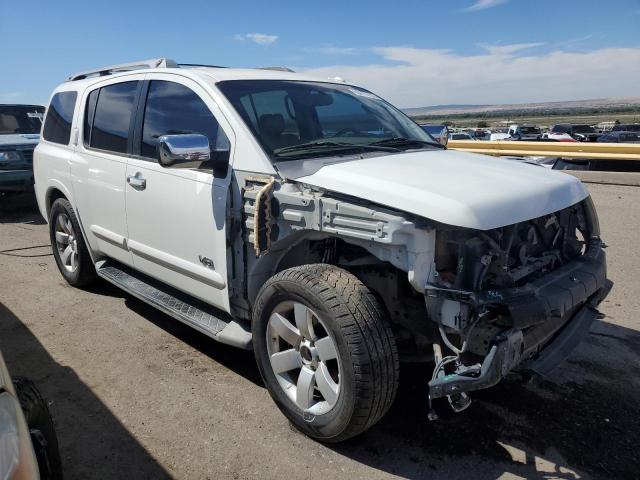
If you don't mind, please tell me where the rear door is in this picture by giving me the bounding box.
[71,76,145,266]
[124,74,234,312]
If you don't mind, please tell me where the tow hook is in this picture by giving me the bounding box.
[427,329,523,419]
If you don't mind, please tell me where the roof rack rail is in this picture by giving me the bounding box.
[178,63,228,69]
[68,58,178,81]
[257,66,295,73]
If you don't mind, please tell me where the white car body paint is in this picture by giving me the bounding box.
[297,150,588,230]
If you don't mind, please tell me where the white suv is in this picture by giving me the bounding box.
[34,58,611,442]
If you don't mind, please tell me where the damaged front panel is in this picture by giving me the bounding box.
[243,180,437,293]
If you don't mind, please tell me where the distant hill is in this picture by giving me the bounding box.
[403,97,640,117]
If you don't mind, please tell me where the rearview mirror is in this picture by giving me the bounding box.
[158,134,230,172]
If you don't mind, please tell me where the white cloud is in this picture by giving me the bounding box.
[299,45,640,108]
[479,42,543,55]
[235,32,278,45]
[464,0,509,11]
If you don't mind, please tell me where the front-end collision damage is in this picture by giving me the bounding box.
[238,179,612,417]
[423,197,612,415]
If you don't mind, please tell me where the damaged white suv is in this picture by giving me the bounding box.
[35,59,612,442]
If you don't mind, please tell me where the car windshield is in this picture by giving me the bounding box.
[573,125,595,133]
[0,105,45,135]
[217,80,440,160]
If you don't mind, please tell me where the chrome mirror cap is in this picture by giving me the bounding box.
[158,134,210,168]
[439,127,449,147]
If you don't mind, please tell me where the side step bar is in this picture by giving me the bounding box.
[95,260,253,350]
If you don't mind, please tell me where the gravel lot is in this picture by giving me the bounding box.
[1,184,638,480]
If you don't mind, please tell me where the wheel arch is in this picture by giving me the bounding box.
[44,182,74,219]
[247,230,402,306]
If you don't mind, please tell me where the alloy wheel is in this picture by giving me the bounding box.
[54,213,78,273]
[266,301,341,415]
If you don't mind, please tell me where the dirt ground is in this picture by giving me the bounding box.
[1,184,638,480]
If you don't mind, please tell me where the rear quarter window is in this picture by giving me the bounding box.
[43,91,78,144]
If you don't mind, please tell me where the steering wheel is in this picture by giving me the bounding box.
[331,128,361,138]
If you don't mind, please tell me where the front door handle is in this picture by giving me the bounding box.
[127,173,146,190]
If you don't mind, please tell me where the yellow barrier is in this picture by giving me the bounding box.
[448,140,640,161]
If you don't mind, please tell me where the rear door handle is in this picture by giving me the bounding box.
[127,173,146,190]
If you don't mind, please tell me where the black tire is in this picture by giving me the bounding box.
[253,264,399,442]
[13,377,63,480]
[49,198,97,287]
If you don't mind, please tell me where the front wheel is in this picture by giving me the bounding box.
[253,264,399,442]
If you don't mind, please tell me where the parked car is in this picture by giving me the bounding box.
[0,350,62,479]
[419,124,449,146]
[449,132,474,141]
[472,129,491,140]
[488,132,511,141]
[551,124,601,142]
[611,123,640,132]
[0,104,44,194]
[507,124,541,140]
[597,131,640,143]
[35,58,612,442]
[542,131,578,142]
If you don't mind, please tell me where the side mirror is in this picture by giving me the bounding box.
[158,134,230,172]
[439,127,449,147]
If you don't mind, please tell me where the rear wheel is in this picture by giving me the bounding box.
[49,198,97,287]
[253,264,399,442]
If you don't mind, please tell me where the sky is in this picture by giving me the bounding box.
[2,0,640,108]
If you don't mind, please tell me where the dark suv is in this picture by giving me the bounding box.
[0,104,45,194]
[551,124,601,142]
[611,123,640,133]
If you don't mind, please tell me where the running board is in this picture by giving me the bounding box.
[95,260,252,350]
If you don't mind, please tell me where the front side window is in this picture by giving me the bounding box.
[218,80,439,160]
[140,81,228,160]
[90,81,138,154]
[43,92,77,144]
[0,105,45,135]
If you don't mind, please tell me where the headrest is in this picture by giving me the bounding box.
[258,114,285,136]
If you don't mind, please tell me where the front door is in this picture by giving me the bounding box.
[124,76,233,312]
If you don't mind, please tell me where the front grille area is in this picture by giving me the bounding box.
[19,149,34,164]
[435,200,591,291]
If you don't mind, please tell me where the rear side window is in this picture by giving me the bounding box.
[90,82,138,154]
[43,92,77,144]
[140,81,228,159]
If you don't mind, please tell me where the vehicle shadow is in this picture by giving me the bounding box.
[328,319,640,480]
[0,302,172,480]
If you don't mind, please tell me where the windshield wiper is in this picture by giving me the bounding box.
[369,137,445,149]
[273,140,400,157]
